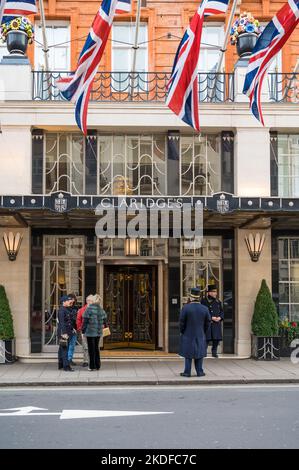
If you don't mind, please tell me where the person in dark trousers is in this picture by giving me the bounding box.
[82,294,107,371]
[179,287,211,377]
[57,295,75,372]
[76,295,94,367]
[201,284,224,358]
[67,293,78,366]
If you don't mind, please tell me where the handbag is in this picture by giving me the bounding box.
[59,336,68,348]
[103,326,111,338]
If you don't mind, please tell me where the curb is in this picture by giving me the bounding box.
[1,378,299,387]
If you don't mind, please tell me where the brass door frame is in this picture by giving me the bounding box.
[98,259,166,350]
[103,265,157,350]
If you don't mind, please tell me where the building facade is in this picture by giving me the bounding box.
[0,0,299,360]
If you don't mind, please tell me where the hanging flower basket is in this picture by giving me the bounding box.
[0,16,34,55]
[230,12,262,58]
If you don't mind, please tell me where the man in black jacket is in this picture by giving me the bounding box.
[57,295,74,371]
[201,285,224,358]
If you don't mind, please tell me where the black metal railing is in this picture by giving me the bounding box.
[32,71,235,103]
[268,73,299,103]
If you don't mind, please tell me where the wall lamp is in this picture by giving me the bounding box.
[3,232,23,261]
[244,232,265,262]
[125,239,140,256]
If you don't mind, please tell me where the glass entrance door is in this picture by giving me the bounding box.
[104,266,157,349]
[42,236,85,351]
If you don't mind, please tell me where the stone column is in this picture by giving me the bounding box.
[234,127,271,197]
[234,228,272,357]
[0,55,32,101]
[0,126,32,194]
[0,227,31,357]
[234,58,270,103]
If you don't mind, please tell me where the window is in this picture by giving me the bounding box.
[272,134,299,197]
[198,25,224,73]
[180,134,221,196]
[112,23,148,92]
[278,238,299,321]
[198,25,224,101]
[35,22,70,71]
[98,134,166,196]
[181,237,222,306]
[34,132,167,196]
[45,133,85,195]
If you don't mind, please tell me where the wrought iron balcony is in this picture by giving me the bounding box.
[267,73,299,103]
[32,71,299,104]
[32,71,235,103]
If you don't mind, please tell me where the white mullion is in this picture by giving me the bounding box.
[125,134,127,196]
[288,238,291,319]
[205,135,208,195]
[83,134,86,195]
[97,133,101,196]
[151,134,154,195]
[111,135,114,195]
[56,133,60,192]
[43,133,46,194]
[138,135,141,196]
[192,137,195,196]
[69,134,73,194]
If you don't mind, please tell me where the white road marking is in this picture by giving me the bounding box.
[0,406,173,420]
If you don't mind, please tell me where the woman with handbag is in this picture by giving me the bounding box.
[82,294,107,371]
[57,295,75,372]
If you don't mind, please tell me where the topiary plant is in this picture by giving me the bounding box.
[0,285,14,340]
[251,279,279,336]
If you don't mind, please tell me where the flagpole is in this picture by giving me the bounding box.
[208,0,240,102]
[130,0,142,98]
[38,0,52,96]
[0,0,5,25]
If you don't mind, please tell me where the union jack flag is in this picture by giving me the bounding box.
[166,0,230,131]
[1,0,37,24]
[243,0,299,125]
[57,0,131,134]
[116,0,131,14]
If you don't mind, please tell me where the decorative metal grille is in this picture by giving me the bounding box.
[45,133,85,194]
[32,71,235,102]
[271,134,299,198]
[43,236,85,349]
[268,73,299,103]
[98,238,168,258]
[180,134,221,196]
[181,237,222,305]
[278,237,299,321]
[98,134,167,196]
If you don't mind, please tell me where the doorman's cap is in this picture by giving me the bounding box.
[190,287,201,299]
[60,295,73,303]
[207,284,217,292]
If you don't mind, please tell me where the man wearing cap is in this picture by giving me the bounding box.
[179,287,211,377]
[57,295,75,371]
[201,285,224,358]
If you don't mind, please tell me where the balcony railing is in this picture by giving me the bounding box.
[32,71,235,103]
[32,71,299,103]
[267,73,299,103]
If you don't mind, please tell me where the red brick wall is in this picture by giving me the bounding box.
[26,0,299,72]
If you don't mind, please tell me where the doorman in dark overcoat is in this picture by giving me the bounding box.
[201,285,224,358]
[179,287,211,377]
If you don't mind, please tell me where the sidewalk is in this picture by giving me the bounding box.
[1,357,299,386]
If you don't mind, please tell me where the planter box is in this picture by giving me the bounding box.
[251,335,280,360]
[0,339,16,364]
